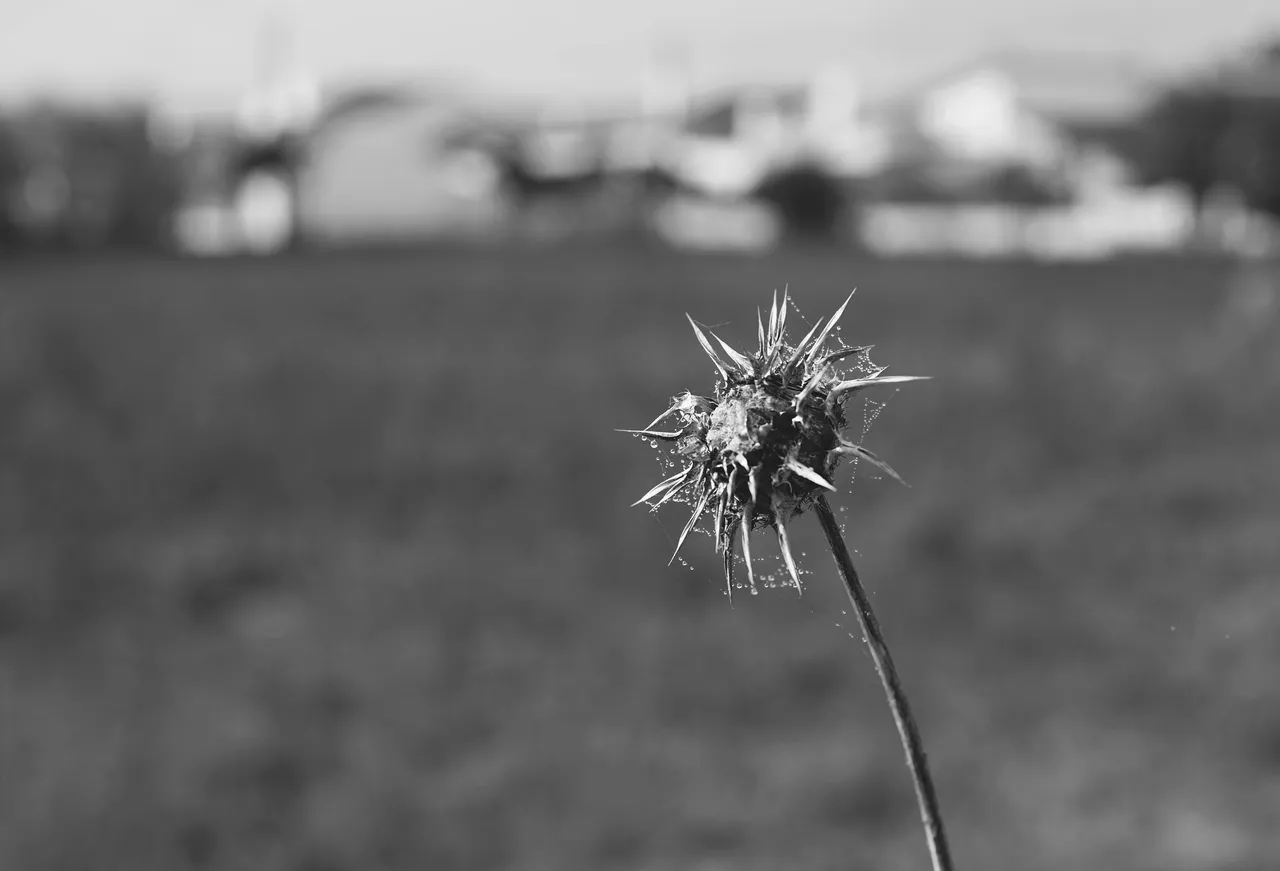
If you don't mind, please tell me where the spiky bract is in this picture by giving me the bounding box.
[622,289,928,598]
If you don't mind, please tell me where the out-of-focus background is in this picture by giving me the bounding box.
[3,3,1280,870]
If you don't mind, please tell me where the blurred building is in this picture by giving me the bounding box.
[859,50,1197,259]
[911,49,1150,169]
[229,11,320,254]
[148,35,1275,260]
[297,85,505,245]
[162,116,245,256]
[156,11,320,257]
[641,63,888,250]
[659,64,888,201]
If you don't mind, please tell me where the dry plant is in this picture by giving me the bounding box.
[622,289,953,871]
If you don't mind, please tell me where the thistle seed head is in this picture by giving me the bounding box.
[622,289,929,597]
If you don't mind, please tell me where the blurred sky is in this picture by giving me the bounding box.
[1,0,1278,109]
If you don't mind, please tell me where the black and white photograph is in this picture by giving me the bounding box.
[2,2,1280,869]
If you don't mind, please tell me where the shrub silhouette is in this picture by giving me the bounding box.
[755,163,849,241]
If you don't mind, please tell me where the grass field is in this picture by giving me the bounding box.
[2,246,1279,871]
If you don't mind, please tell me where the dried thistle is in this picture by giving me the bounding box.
[622,288,926,597]
[621,289,955,871]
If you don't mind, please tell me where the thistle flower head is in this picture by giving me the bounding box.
[622,289,928,597]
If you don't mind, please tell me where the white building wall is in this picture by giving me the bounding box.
[297,107,503,242]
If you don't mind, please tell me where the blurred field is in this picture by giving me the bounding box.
[2,246,1279,871]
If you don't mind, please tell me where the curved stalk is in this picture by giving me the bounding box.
[814,495,954,871]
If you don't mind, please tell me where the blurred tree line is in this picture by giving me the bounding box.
[767,37,1280,243]
[1133,39,1280,223]
[0,102,183,255]
[3,36,1279,255]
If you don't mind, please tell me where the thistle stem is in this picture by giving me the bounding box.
[814,495,954,871]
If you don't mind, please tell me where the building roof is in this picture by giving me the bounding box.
[683,84,811,137]
[909,49,1158,125]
